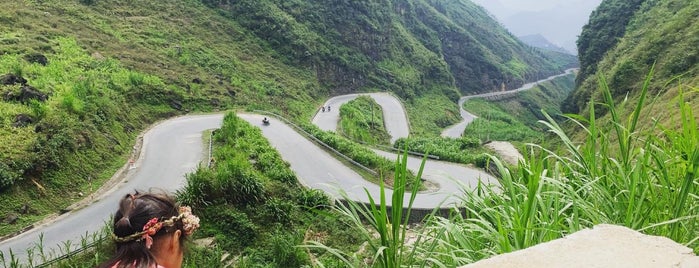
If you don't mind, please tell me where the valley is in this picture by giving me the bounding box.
[0,0,697,267]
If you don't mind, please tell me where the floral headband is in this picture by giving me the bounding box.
[112,206,200,249]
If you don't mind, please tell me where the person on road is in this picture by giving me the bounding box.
[98,191,200,268]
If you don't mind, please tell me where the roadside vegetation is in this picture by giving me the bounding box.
[338,96,390,145]
[6,74,698,268]
[299,122,421,190]
[393,137,490,168]
[178,113,364,266]
[488,73,576,129]
[7,0,699,267]
[405,93,461,136]
[455,73,576,148]
[463,98,542,143]
[0,0,319,237]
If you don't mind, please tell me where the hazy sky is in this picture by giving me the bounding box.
[470,0,603,53]
[491,0,571,11]
[471,0,600,13]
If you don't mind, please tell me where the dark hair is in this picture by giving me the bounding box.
[98,190,187,268]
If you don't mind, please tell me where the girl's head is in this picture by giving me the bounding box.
[101,191,200,268]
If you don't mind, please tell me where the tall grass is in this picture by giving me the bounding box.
[304,152,427,267]
[412,70,699,266]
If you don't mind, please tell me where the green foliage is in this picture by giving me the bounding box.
[463,98,542,143]
[304,152,426,267]
[79,0,97,5]
[300,122,419,189]
[339,96,390,145]
[203,205,258,250]
[213,0,572,98]
[576,0,647,86]
[394,137,490,168]
[411,75,699,266]
[0,34,193,234]
[568,0,698,124]
[296,188,331,210]
[405,93,460,136]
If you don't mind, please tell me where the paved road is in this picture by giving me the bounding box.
[442,69,577,138]
[308,92,497,205]
[0,114,224,264]
[312,92,410,144]
[239,114,496,209]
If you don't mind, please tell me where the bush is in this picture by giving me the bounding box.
[296,188,331,210]
[0,162,22,189]
[259,197,293,224]
[338,96,390,145]
[394,136,488,166]
[216,161,265,206]
[203,206,257,250]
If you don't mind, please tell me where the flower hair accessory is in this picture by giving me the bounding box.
[178,206,200,236]
[112,206,200,249]
[141,218,162,249]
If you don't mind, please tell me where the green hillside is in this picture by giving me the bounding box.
[214,0,576,97]
[565,0,698,124]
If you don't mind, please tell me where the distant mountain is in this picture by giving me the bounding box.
[518,34,572,54]
[471,0,602,54]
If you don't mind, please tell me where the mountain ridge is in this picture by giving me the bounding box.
[565,0,698,124]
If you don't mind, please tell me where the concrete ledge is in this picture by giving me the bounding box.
[461,224,699,268]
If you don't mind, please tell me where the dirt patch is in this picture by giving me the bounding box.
[485,141,523,166]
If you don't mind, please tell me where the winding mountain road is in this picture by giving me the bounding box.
[442,68,577,138]
[1,70,575,263]
[310,93,497,204]
[312,92,410,143]
[240,114,495,210]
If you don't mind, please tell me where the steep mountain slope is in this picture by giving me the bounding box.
[214,0,577,97]
[574,0,647,94]
[564,0,698,124]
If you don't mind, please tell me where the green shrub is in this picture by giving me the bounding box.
[203,206,257,250]
[296,188,331,210]
[0,162,21,189]
[300,122,394,174]
[265,230,310,267]
[394,136,489,167]
[463,98,541,142]
[338,96,390,145]
[259,197,293,224]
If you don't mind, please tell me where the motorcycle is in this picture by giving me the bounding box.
[262,118,270,125]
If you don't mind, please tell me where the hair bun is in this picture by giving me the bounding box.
[114,216,133,236]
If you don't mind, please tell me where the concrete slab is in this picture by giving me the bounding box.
[460,224,699,268]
